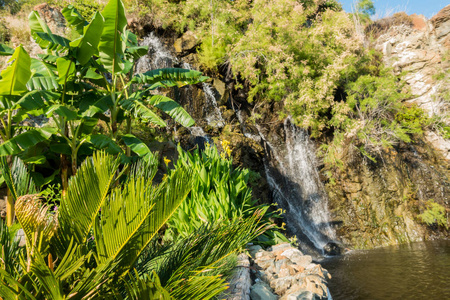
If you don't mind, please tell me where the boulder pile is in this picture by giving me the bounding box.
[226,243,331,300]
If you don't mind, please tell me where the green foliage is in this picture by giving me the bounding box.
[166,143,283,246]
[418,200,448,229]
[0,0,206,196]
[0,152,270,299]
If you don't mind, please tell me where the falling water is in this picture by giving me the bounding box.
[135,32,176,73]
[257,117,336,252]
[202,83,225,128]
[135,32,224,128]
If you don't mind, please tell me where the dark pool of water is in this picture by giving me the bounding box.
[321,240,450,300]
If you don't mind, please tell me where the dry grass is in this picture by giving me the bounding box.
[365,12,414,39]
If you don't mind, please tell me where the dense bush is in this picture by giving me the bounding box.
[166,143,287,245]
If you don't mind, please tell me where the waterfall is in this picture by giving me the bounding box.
[257,117,336,253]
[202,83,225,128]
[135,32,176,73]
[136,32,224,128]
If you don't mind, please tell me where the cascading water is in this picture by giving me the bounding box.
[135,32,176,73]
[136,32,224,128]
[256,117,336,253]
[202,83,225,128]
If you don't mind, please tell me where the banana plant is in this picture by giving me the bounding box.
[0,46,57,225]
[14,0,206,185]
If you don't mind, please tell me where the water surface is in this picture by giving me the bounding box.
[322,240,450,299]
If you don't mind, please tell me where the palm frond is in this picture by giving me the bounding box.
[138,212,271,300]
[55,152,120,255]
[94,167,192,274]
[0,157,38,201]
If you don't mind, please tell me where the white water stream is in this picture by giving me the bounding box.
[255,117,336,251]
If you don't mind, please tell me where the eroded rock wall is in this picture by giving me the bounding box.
[374,5,450,160]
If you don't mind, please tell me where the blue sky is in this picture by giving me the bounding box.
[339,0,449,18]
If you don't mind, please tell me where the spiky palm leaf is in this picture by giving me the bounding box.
[138,212,270,300]
[15,195,57,261]
[95,166,192,274]
[0,157,38,201]
[54,152,120,255]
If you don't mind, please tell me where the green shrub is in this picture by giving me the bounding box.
[166,143,285,245]
[418,200,448,229]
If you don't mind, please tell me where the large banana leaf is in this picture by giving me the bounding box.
[27,58,59,90]
[46,104,78,120]
[98,0,127,74]
[95,166,192,273]
[17,90,60,110]
[61,5,87,35]
[119,96,166,127]
[0,44,14,55]
[29,11,70,52]
[56,57,76,85]
[0,46,31,96]
[148,95,195,127]
[121,134,158,162]
[86,134,122,154]
[55,152,120,252]
[131,68,208,88]
[0,127,57,156]
[70,12,104,66]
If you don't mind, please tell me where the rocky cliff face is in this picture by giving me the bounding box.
[323,6,450,249]
[374,5,450,160]
[127,7,450,251]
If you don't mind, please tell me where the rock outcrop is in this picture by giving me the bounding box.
[374,5,450,160]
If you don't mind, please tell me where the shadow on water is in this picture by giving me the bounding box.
[322,240,450,300]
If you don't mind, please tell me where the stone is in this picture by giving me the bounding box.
[272,276,296,295]
[285,290,315,300]
[270,243,292,255]
[250,282,277,300]
[323,242,342,256]
[280,248,303,261]
[247,245,263,258]
[225,253,252,300]
[174,31,198,53]
[256,257,276,270]
[290,255,312,268]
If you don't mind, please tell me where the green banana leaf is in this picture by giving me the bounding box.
[27,58,59,90]
[121,134,158,163]
[0,44,14,55]
[70,12,104,66]
[0,46,31,96]
[131,68,208,88]
[120,96,166,127]
[61,5,87,35]
[29,11,70,52]
[87,134,122,154]
[148,95,195,127]
[0,127,57,156]
[99,0,127,74]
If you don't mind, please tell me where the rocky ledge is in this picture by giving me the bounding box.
[226,243,331,300]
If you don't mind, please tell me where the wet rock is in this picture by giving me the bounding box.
[285,290,315,300]
[246,244,330,299]
[225,253,252,300]
[250,281,277,300]
[323,242,342,256]
[248,245,263,258]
